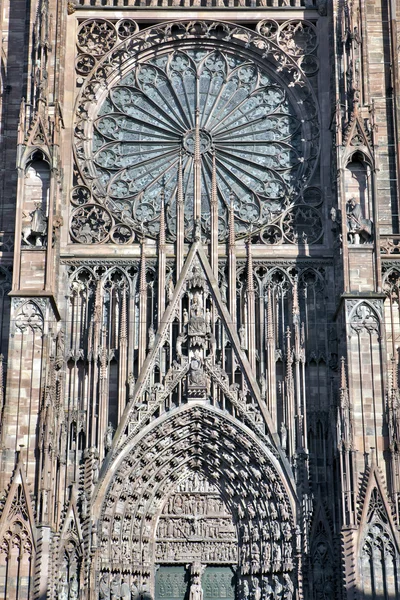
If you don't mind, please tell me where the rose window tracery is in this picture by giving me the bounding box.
[75,27,319,243]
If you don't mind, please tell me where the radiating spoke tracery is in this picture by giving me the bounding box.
[90,47,314,241]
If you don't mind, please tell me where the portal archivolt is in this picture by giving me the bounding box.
[93,404,298,599]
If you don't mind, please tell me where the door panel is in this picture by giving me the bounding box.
[202,567,235,600]
[155,566,189,600]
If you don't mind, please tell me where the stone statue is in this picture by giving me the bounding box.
[81,491,88,519]
[22,203,48,247]
[120,578,131,600]
[242,580,249,600]
[346,196,372,244]
[283,574,294,600]
[148,324,155,350]
[167,278,174,302]
[104,422,114,452]
[99,572,110,600]
[92,451,99,484]
[189,357,206,387]
[259,374,266,400]
[239,324,247,350]
[70,574,79,600]
[280,422,287,450]
[273,575,283,600]
[183,308,189,326]
[110,573,121,600]
[252,577,261,600]
[176,332,186,361]
[189,575,203,600]
[57,572,68,600]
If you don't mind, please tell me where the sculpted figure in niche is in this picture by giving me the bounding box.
[57,572,68,600]
[189,357,206,387]
[104,423,114,453]
[346,196,372,244]
[70,574,79,600]
[22,202,48,247]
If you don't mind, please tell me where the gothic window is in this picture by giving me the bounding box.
[73,21,319,247]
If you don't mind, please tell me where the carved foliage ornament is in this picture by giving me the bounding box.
[73,20,320,245]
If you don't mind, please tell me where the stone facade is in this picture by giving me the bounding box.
[0,1,399,599]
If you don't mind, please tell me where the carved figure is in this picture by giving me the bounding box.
[259,374,266,400]
[176,332,186,361]
[110,573,121,600]
[99,573,110,600]
[242,580,250,600]
[280,422,287,450]
[346,197,372,244]
[57,572,68,600]
[167,278,174,302]
[148,324,156,350]
[283,574,294,600]
[189,575,203,600]
[120,578,131,600]
[70,574,79,599]
[189,358,206,387]
[253,577,261,600]
[31,202,48,245]
[273,575,283,600]
[239,324,247,350]
[92,452,100,484]
[22,203,48,247]
[104,422,114,452]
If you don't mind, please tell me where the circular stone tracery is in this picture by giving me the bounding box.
[183,128,213,155]
[74,21,319,243]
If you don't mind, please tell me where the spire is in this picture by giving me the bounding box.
[340,356,348,391]
[285,326,293,383]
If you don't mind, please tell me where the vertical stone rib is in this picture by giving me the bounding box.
[228,193,236,325]
[211,149,218,277]
[285,326,295,459]
[176,151,184,278]
[118,286,127,423]
[266,286,277,427]
[246,240,256,372]
[158,187,166,323]
[138,239,147,370]
[194,108,201,223]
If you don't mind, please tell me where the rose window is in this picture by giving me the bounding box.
[84,45,316,241]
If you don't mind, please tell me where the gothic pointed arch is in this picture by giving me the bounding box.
[357,466,400,599]
[0,459,36,600]
[92,402,298,597]
[56,494,84,600]
[309,503,335,600]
